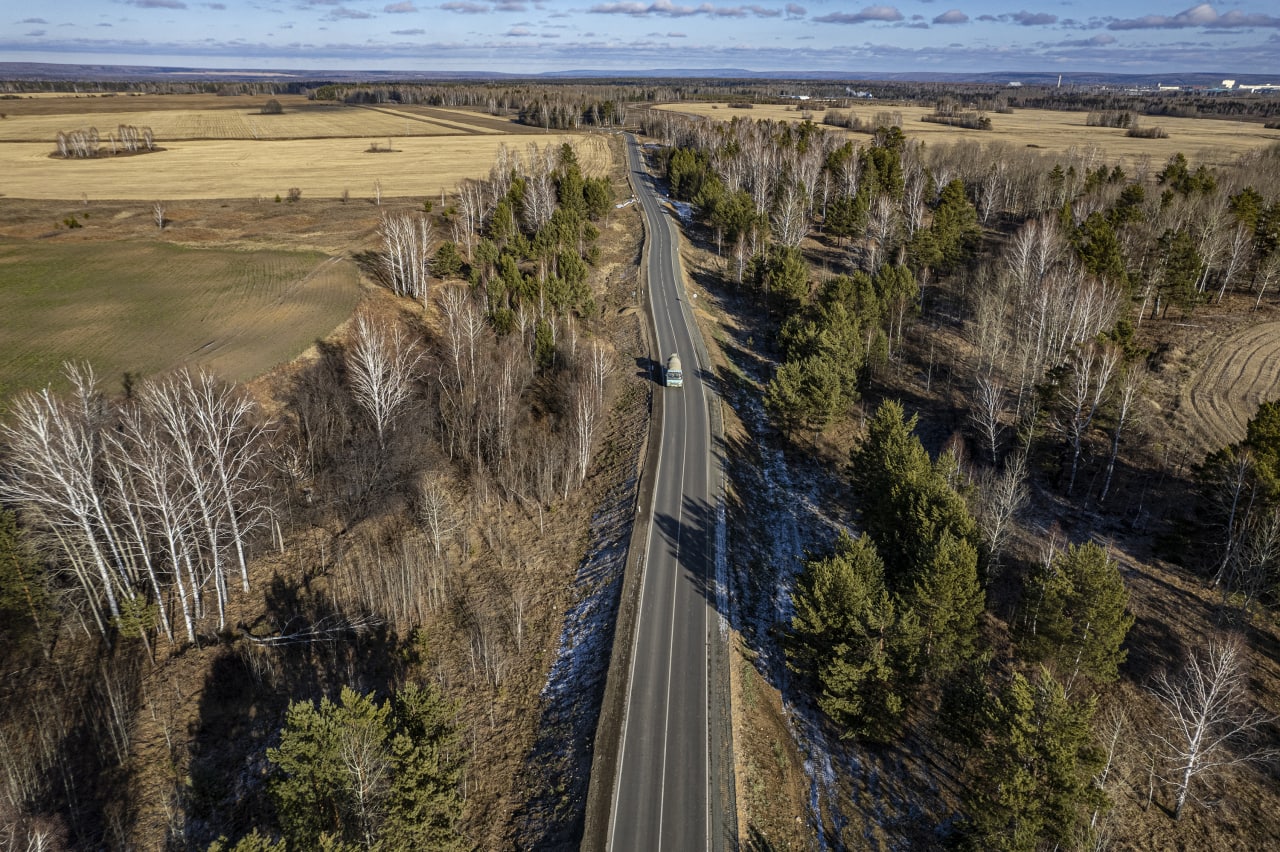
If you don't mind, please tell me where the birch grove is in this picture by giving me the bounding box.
[0,363,273,644]
[379,213,434,306]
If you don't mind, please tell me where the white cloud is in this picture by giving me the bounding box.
[1108,3,1280,30]
[589,1,781,19]
[813,5,904,24]
[932,9,967,25]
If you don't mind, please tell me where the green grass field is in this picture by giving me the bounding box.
[0,238,362,404]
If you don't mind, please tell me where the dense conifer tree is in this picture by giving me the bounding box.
[960,669,1104,851]
[788,532,922,741]
[1020,541,1134,684]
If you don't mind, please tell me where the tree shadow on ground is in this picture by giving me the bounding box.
[182,568,403,849]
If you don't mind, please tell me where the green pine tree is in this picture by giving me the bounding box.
[267,683,464,850]
[787,532,921,741]
[764,355,847,435]
[961,668,1104,852]
[930,178,982,272]
[910,529,984,673]
[753,244,809,310]
[850,401,933,561]
[381,683,466,851]
[1020,542,1134,684]
[852,402,986,675]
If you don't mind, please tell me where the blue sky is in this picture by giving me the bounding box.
[3,1,1280,74]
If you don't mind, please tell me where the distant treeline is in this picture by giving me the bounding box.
[920,110,992,130]
[0,79,317,96]
[824,109,904,134]
[308,83,657,128]
[3,76,1278,122]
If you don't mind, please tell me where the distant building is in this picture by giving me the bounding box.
[1223,79,1236,89]
[1007,81,1023,87]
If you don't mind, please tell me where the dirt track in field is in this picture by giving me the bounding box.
[1182,319,1280,449]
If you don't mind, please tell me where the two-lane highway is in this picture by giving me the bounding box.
[607,135,720,850]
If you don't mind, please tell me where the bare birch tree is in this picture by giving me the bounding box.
[346,310,422,452]
[973,450,1028,573]
[415,473,460,561]
[1216,224,1253,302]
[865,194,898,272]
[1149,639,1279,819]
[1056,341,1120,495]
[969,374,1007,464]
[0,375,123,632]
[771,181,809,249]
[523,163,557,234]
[180,368,273,593]
[569,379,599,492]
[1099,363,1145,503]
[1253,251,1280,311]
[142,375,233,628]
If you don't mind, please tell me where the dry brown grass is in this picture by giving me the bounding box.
[0,133,611,200]
[655,102,1280,169]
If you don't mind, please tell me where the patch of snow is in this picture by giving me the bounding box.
[725,368,851,848]
[515,467,639,844]
[715,467,729,639]
[665,198,695,223]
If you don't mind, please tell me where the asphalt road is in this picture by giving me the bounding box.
[607,135,719,851]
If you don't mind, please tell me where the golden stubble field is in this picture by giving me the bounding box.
[0,93,607,200]
[1,133,611,200]
[655,102,1280,168]
[0,103,514,141]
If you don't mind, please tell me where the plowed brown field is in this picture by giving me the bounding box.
[1182,319,1280,449]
